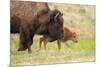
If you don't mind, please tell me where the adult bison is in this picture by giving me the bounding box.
[10,1,64,53]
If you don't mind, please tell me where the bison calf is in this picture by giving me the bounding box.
[39,27,78,50]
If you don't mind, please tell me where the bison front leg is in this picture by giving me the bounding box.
[25,31,34,53]
[26,35,33,53]
[27,39,33,53]
[18,27,28,51]
[18,26,34,53]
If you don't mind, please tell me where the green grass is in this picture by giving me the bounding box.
[11,36,95,66]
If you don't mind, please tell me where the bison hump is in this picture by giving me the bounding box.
[11,1,50,21]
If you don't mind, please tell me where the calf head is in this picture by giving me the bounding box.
[71,32,78,43]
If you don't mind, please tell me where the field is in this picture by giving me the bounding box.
[11,3,95,66]
[11,35,95,66]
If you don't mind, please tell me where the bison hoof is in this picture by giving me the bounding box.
[17,47,27,51]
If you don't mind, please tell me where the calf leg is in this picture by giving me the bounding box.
[57,40,61,50]
[39,37,43,50]
[18,26,34,53]
[39,36,48,50]
[44,40,48,50]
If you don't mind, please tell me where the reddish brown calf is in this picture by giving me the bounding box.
[39,27,78,50]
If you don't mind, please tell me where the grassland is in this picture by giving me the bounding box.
[11,35,95,66]
[11,3,95,66]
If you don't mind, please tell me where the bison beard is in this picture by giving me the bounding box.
[11,1,64,53]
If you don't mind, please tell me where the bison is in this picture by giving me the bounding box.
[39,27,78,50]
[10,1,64,53]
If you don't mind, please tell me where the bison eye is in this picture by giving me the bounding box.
[61,13,63,16]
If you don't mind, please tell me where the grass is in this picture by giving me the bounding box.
[11,35,95,66]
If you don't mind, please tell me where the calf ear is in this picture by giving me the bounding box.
[73,32,76,34]
[72,32,77,36]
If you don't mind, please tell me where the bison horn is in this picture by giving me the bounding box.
[54,12,60,22]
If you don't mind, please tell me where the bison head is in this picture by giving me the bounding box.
[47,9,64,42]
[35,9,64,42]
